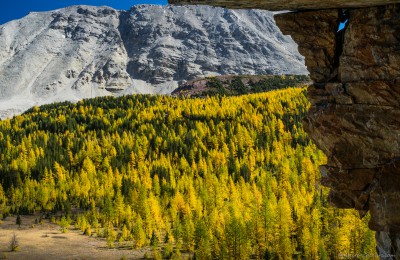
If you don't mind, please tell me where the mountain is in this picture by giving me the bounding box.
[0,4,307,118]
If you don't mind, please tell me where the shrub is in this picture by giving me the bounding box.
[16,215,21,227]
[84,226,92,236]
[150,230,159,248]
[9,233,19,252]
[59,216,70,233]
[153,250,162,260]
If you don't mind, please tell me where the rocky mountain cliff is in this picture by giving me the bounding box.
[0,4,306,118]
[275,4,400,258]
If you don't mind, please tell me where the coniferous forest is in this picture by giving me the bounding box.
[0,87,376,259]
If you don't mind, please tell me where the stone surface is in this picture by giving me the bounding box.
[304,103,400,169]
[321,166,375,215]
[369,161,400,233]
[168,0,400,11]
[320,166,376,192]
[340,5,400,83]
[274,4,400,257]
[119,5,306,84]
[376,231,400,259]
[275,10,337,83]
[276,5,400,168]
[345,81,400,106]
[0,5,307,119]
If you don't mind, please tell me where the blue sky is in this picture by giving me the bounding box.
[0,0,168,25]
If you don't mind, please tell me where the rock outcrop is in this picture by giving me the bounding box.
[276,5,400,257]
[0,4,306,118]
[169,0,400,258]
[171,74,310,96]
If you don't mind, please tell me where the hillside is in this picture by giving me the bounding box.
[0,5,306,119]
[0,89,376,259]
[172,74,311,97]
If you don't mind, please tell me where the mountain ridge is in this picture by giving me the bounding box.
[0,4,307,118]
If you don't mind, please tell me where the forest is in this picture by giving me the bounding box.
[0,87,376,259]
[172,75,310,97]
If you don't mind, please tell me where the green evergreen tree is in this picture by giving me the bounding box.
[16,215,21,227]
[150,230,159,248]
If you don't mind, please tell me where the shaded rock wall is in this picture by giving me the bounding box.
[276,4,400,258]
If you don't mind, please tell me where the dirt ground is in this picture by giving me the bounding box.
[0,215,151,260]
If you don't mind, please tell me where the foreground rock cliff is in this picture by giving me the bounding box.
[0,4,306,118]
[275,5,400,258]
[169,0,400,258]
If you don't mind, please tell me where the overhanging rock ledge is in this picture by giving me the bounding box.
[168,0,400,10]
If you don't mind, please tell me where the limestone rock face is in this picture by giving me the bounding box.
[119,5,306,85]
[0,6,131,118]
[275,11,338,83]
[0,5,306,118]
[340,5,400,83]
